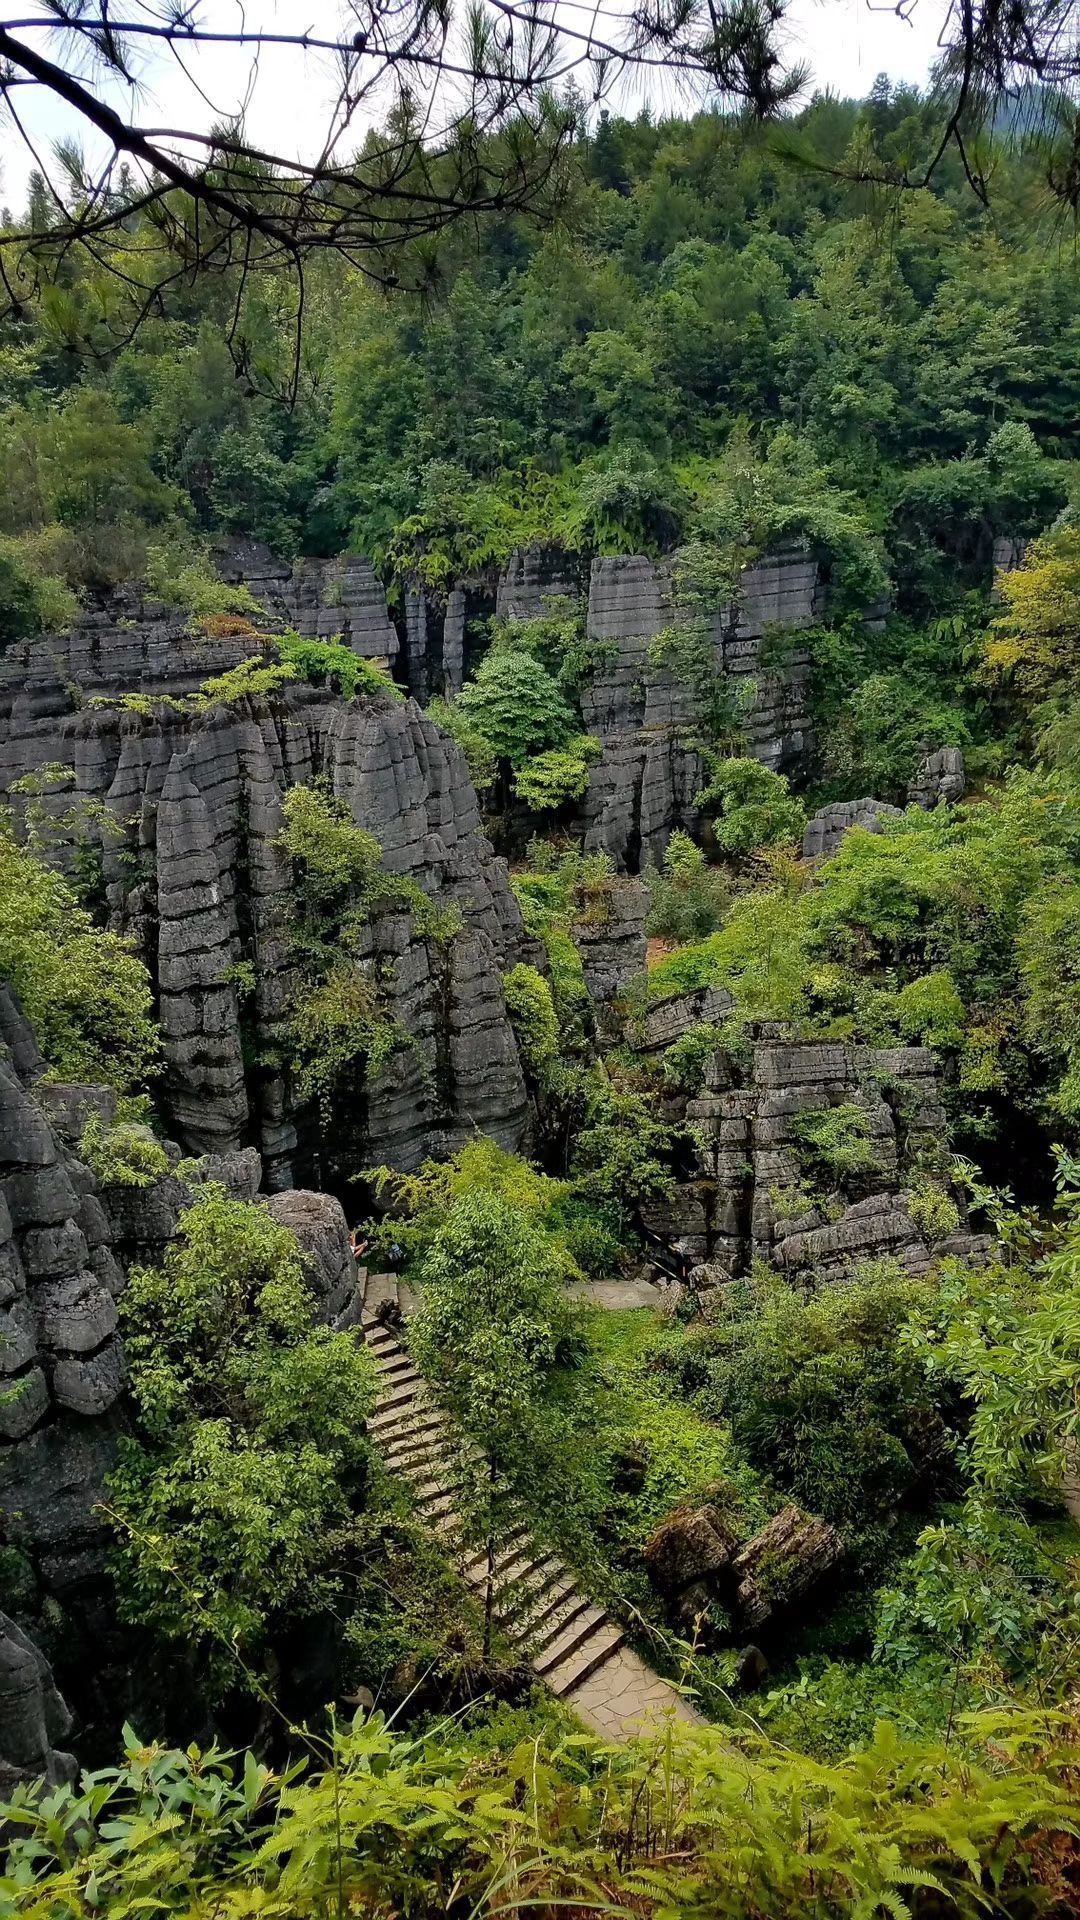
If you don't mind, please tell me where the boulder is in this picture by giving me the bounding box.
[731,1505,845,1631]
[908,746,965,809]
[801,798,903,862]
[643,1501,739,1597]
[264,1189,360,1328]
[0,1612,76,1797]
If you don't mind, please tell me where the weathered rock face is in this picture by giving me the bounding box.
[571,877,649,1038]
[731,1506,845,1631]
[0,1613,76,1798]
[642,1495,844,1641]
[264,1189,361,1329]
[802,797,903,862]
[0,606,532,1185]
[636,1015,978,1284]
[488,544,823,870]
[0,987,368,1752]
[215,541,399,665]
[908,746,965,809]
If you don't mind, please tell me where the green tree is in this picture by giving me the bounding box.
[109,1184,376,1691]
[0,814,159,1093]
[409,1189,574,1652]
[455,647,576,767]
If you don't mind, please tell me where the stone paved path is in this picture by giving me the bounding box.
[362,1299,701,1739]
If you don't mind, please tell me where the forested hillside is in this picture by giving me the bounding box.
[3,66,1080,1920]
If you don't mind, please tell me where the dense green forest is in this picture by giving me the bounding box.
[4,68,1080,1920]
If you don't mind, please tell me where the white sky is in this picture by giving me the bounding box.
[0,0,951,217]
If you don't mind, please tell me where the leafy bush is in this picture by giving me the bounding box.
[0,534,77,646]
[662,1022,723,1091]
[645,831,730,942]
[3,1708,1075,1920]
[571,1079,682,1216]
[0,817,159,1094]
[456,647,575,765]
[790,1102,877,1183]
[690,1264,952,1537]
[144,541,260,621]
[287,960,402,1113]
[513,735,600,811]
[502,962,559,1075]
[698,755,806,853]
[277,630,402,702]
[907,1175,961,1241]
[108,1183,376,1690]
[986,522,1080,705]
[79,1113,169,1189]
[430,694,498,792]
[194,655,297,708]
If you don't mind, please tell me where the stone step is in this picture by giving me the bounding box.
[363,1334,695,1735]
[512,1565,580,1636]
[374,1336,417,1367]
[371,1380,425,1417]
[380,1418,446,1461]
[543,1622,625,1698]
[516,1585,594,1655]
[375,1371,424,1399]
[370,1392,428,1430]
[532,1604,611,1679]
[418,1486,459,1522]
[461,1528,532,1588]
[375,1427,443,1465]
[375,1370,420,1398]
[364,1321,398,1348]
[489,1549,565,1605]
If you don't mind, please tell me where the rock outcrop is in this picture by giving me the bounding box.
[571,877,649,1038]
[802,798,903,862]
[0,603,533,1184]
[0,1613,76,1798]
[488,544,823,869]
[642,1496,844,1640]
[634,1011,978,1285]
[908,746,965,809]
[730,1506,845,1631]
[0,988,309,1604]
[214,541,399,665]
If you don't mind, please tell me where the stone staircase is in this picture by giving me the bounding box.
[363,1304,702,1738]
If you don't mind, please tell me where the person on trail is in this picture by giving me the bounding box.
[350,1229,370,1263]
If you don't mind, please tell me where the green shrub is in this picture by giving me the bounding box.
[513,734,600,811]
[698,755,806,854]
[503,962,559,1075]
[108,1183,376,1691]
[645,832,730,943]
[790,1102,877,1183]
[278,630,402,702]
[287,960,402,1113]
[689,1264,951,1538]
[0,817,159,1094]
[144,541,260,620]
[907,1175,961,1241]
[571,1079,682,1216]
[3,1708,1074,1920]
[662,1022,723,1091]
[79,1113,169,1188]
[456,648,575,764]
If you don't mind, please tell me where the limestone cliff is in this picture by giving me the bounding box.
[0,599,532,1184]
[489,544,822,868]
[632,992,984,1289]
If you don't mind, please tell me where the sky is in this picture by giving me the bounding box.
[0,0,951,217]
